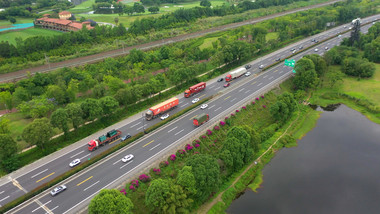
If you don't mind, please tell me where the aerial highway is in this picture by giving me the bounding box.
[0,0,344,83]
[2,14,379,214]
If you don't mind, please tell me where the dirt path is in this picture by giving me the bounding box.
[197,107,301,214]
[0,0,342,83]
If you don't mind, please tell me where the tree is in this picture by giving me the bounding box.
[164,184,193,214]
[0,118,10,134]
[148,6,159,14]
[226,126,252,163]
[50,108,69,135]
[145,179,171,211]
[294,57,315,73]
[0,91,13,112]
[65,103,83,130]
[293,58,319,90]
[133,2,145,14]
[8,16,16,24]
[342,57,375,78]
[81,98,103,121]
[200,0,211,7]
[92,83,106,98]
[0,134,17,160]
[304,54,327,77]
[114,17,119,26]
[99,96,119,114]
[45,85,67,104]
[22,118,53,150]
[326,70,344,88]
[123,5,134,16]
[176,166,197,195]
[89,189,133,214]
[185,154,220,203]
[13,87,30,105]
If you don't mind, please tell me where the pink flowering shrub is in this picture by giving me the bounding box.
[185,144,194,151]
[139,174,151,183]
[231,113,235,117]
[214,125,220,130]
[262,105,266,108]
[131,179,139,188]
[195,143,200,148]
[242,106,246,109]
[159,161,170,168]
[252,101,256,105]
[214,139,218,143]
[225,117,229,120]
[220,121,226,126]
[201,135,207,139]
[256,97,259,101]
[120,188,127,195]
[153,168,161,175]
[207,130,212,135]
[195,140,200,143]
[129,185,136,191]
[170,154,176,161]
[261,95,264,99]
[236,109,240,113]
[194,151,200,155]
[177,149,186,158]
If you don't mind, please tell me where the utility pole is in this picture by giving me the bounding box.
[44,53,50,70]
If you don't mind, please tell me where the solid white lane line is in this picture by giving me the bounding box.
[238,88,245,92]
[83,181,100,191]
[268,76,273,80]
[263,75,268,78]
[80,153,91,160]
[149,143,161,151]
[180,103,189,107]
[257,83,263,86]
[32,200,51,213]
[130,122,141,128]
[70,150,84,159]
[214,107,221,112]
[120,160,133,169]
[245,90,251,94]
[231,98,236,102]
[208,105,215,109]
[0,195,9,202]
[31,169,49,179]
[168,127,178,133]
[174,129,184,136]
[0,191,4,195]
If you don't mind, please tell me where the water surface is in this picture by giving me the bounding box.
[227,105,380,214]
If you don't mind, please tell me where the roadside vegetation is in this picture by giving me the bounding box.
[1,0,375,73]
[0,0,378,176]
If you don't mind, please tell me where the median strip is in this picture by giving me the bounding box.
[76,176,93,187]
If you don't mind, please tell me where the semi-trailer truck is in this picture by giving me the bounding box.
[88,129,122,151]
[145,97,179,120]
[193,113,209,127]
[184,82,206,98]
[225,67,247,82]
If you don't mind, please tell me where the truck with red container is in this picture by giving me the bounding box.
[145,97,179,120]
[193,113,209,127]
[184,82,206,98]
[225,67,247,82]
[88,129,122,151]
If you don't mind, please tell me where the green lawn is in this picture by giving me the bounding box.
[266,32,279,41]
[0,28,62,45]
[0,18,35,27]
[2,112,33,149]
[199,37,219,50]
[68,0,95,13]
[79,0,229,27]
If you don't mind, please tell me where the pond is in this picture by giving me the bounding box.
[227,104,380,214]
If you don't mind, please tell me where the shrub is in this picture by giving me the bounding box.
[207,130,212,135]
[129,185,136,191]
[214,125,220,130]
[195,143,200,148]
[242,106,246,109]
[202,135,207,139]
[252,101,255,105]
[153,168,161,175]
[262,105,266,108]
[236,109,240,113]
[231,113,235,117]
[120,188,127,195]
[138,174,151,183]
[185,144,194,151]
[256,97,259,100]
[170,154,176,161]
[261,95,264,99]
[131,179,139,188]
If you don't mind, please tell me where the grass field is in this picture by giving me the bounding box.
[0,28,62,45]
[266,32,279,41]
[199,37,219,50]
[68,0,95,13]
[0,18,35,27]
[78,0,228,27]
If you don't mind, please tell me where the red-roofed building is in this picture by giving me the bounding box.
[35,17,94,32]
[59,11,72,20]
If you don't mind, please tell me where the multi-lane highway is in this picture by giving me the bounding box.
[2,14,379,213]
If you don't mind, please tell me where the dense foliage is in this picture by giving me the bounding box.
[89,189,134,214]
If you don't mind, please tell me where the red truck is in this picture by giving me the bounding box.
[184,82,206,98]
[145,97,179,120]
[193,113,209,127]
[88,129,122,151]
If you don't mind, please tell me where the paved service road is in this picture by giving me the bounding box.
[0,0,344,83]
[2,15,379,213]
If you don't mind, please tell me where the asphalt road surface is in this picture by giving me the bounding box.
[0,0,343,83]
[2,15,379,214]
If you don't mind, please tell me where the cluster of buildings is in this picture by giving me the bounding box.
[34,11,94,32]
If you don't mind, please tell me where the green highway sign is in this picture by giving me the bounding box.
[284,59,295,67]
[292,70,296,73]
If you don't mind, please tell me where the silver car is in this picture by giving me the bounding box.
[192,98,200,103]
[69,159,81,167]
[122,154,134,163]
[259,65,264,69]
[50,185,66,196]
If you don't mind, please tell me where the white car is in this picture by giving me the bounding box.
[50,185,66,196]
[160,113,169,120]
[349,27,352,30]
[314,48,319,52]
[192,98,200,103]
[122,154,134,163]
[245,72,251,76]
[292,50,296,54]
[200,104,208,109]
[325,47,329,50]
[338,34,342,38]
[259,65,264,69]
[69,159,81,167]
